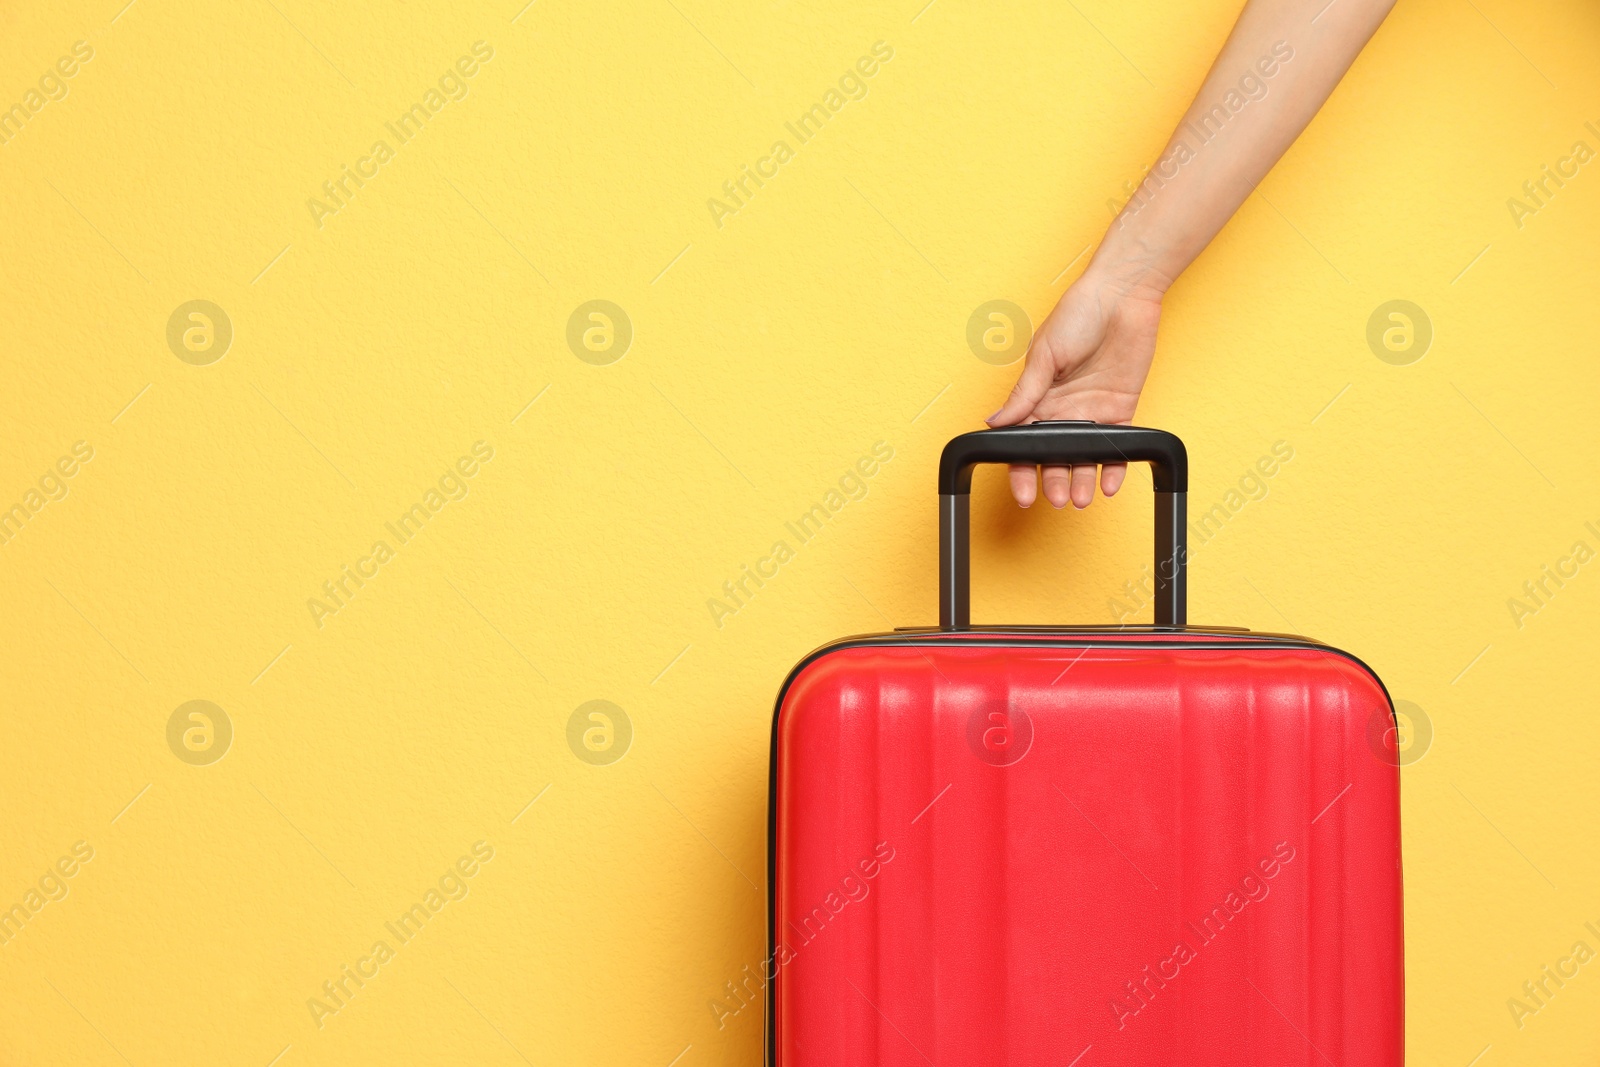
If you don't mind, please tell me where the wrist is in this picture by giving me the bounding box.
[1081,227,1176,303]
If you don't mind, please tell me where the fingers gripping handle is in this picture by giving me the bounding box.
[937,422,1189,629]
[937,422,1188,494]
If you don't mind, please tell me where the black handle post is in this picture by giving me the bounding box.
[937,422,1188,629]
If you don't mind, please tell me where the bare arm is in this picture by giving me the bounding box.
[989,0,1397,508]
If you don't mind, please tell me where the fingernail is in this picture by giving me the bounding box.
[985,409,1002,423]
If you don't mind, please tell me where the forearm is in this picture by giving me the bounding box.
[1091,0,1397,295]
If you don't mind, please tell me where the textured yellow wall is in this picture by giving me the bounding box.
[1,0,1597,1063]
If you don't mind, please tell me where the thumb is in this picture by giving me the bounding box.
[986,342,1057,426]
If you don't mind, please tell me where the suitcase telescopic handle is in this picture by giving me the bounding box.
[937,421,1188,629]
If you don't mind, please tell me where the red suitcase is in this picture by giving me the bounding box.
[767,423,1402,1066]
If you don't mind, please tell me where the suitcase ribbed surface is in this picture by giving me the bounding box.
[771,636,1402,1067]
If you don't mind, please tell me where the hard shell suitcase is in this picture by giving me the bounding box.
[767,423,1403,1066]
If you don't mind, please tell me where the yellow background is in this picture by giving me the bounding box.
[2,0,1598,1063]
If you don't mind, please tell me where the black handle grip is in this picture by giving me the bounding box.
[938,422,1188,629]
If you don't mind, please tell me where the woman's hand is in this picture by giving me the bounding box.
[986,268,1167,509]
[985,0,1398,509]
